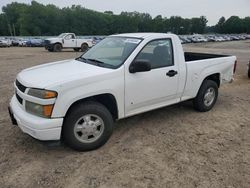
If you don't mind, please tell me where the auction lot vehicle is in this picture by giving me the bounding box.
[26,38,44,47]
[9,33,237,151]
[0,38,11,47]
[44,33,94,52]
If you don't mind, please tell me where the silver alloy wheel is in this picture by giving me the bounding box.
[73,114,104,143]
[203,87,216,107]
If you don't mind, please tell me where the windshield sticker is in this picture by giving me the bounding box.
[125,39,141,44]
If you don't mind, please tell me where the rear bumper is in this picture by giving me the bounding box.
[9,96,63,141]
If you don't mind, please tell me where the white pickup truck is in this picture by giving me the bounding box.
[44,33,94,52]
[9,33,237,151]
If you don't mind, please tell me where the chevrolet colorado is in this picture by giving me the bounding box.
[9,33,237,151]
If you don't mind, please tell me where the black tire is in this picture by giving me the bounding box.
[73,48,80,52]
[193,80,218,112]
[81,43,88,52]
[62,101,114,151]
[53,43,62,52]
[48,48,53,52]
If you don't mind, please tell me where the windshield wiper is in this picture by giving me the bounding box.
[75,56,87,62]
[76,57,115,69]
[86,58,105,64]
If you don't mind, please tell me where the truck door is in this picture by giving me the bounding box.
[63,34,76,47]
[125,38,179,116]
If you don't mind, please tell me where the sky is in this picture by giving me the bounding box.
[0,0,249,25]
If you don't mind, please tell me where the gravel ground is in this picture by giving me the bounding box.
[0,41,249,188]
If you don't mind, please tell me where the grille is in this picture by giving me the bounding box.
[16,79,27,93]
[16,93,23,104]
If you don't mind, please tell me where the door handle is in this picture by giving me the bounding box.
[166,70,178,77]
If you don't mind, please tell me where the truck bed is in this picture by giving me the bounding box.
[181,52,236,102]
[184,52,229,62]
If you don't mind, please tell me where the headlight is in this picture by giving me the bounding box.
[26,89,57,118]
[26,101,54,118]
[28,88,57,99]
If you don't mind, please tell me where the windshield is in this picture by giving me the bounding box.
[58,33,67,38]
[78,37,142,69]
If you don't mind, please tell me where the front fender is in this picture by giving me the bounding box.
[50,74,124,119]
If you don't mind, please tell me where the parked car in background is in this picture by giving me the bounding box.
[12,38,20,46]
[191,35,208,43]
[231,36,240,40]
[222,36,231,41]
[44,33,94,52]
[17,39,28,47]
[0,38,11,47]
[238,35,246,40]
[216,36,225,42]
[183,36,192,43]
[26,38,44,47]
[178,34,249,44]
[179,36,185,44]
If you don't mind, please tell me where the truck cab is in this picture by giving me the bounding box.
[62,33,76,48]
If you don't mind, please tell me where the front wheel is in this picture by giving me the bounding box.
[53,43,62,52]
[62,101,114,151]
[193,80,218,112]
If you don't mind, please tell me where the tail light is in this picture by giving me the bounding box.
[233,60,237,74]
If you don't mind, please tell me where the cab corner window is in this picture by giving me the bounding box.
[135,39,174,69]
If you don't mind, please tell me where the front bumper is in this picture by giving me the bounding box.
[45,44,53,50]
[9,96,63,141]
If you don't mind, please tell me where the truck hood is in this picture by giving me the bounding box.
[17,59,113,89]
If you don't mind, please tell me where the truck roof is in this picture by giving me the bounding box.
[112,33,175,39]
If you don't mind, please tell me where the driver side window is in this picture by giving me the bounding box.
[135,39,174,69]
[65,34,74,40]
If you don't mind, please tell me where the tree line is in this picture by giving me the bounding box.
[0,1,249,36]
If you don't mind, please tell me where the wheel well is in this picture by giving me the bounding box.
[54,42,62,46]
[81,43,88,47]
[66,94,118,120]
[204,73,220,87]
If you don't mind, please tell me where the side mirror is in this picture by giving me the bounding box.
[129,59,151,73]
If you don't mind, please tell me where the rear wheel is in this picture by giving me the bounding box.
[53,43,62,52]
[193,80,218,112]
[81,43,88,52]
[62,101,114,151]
